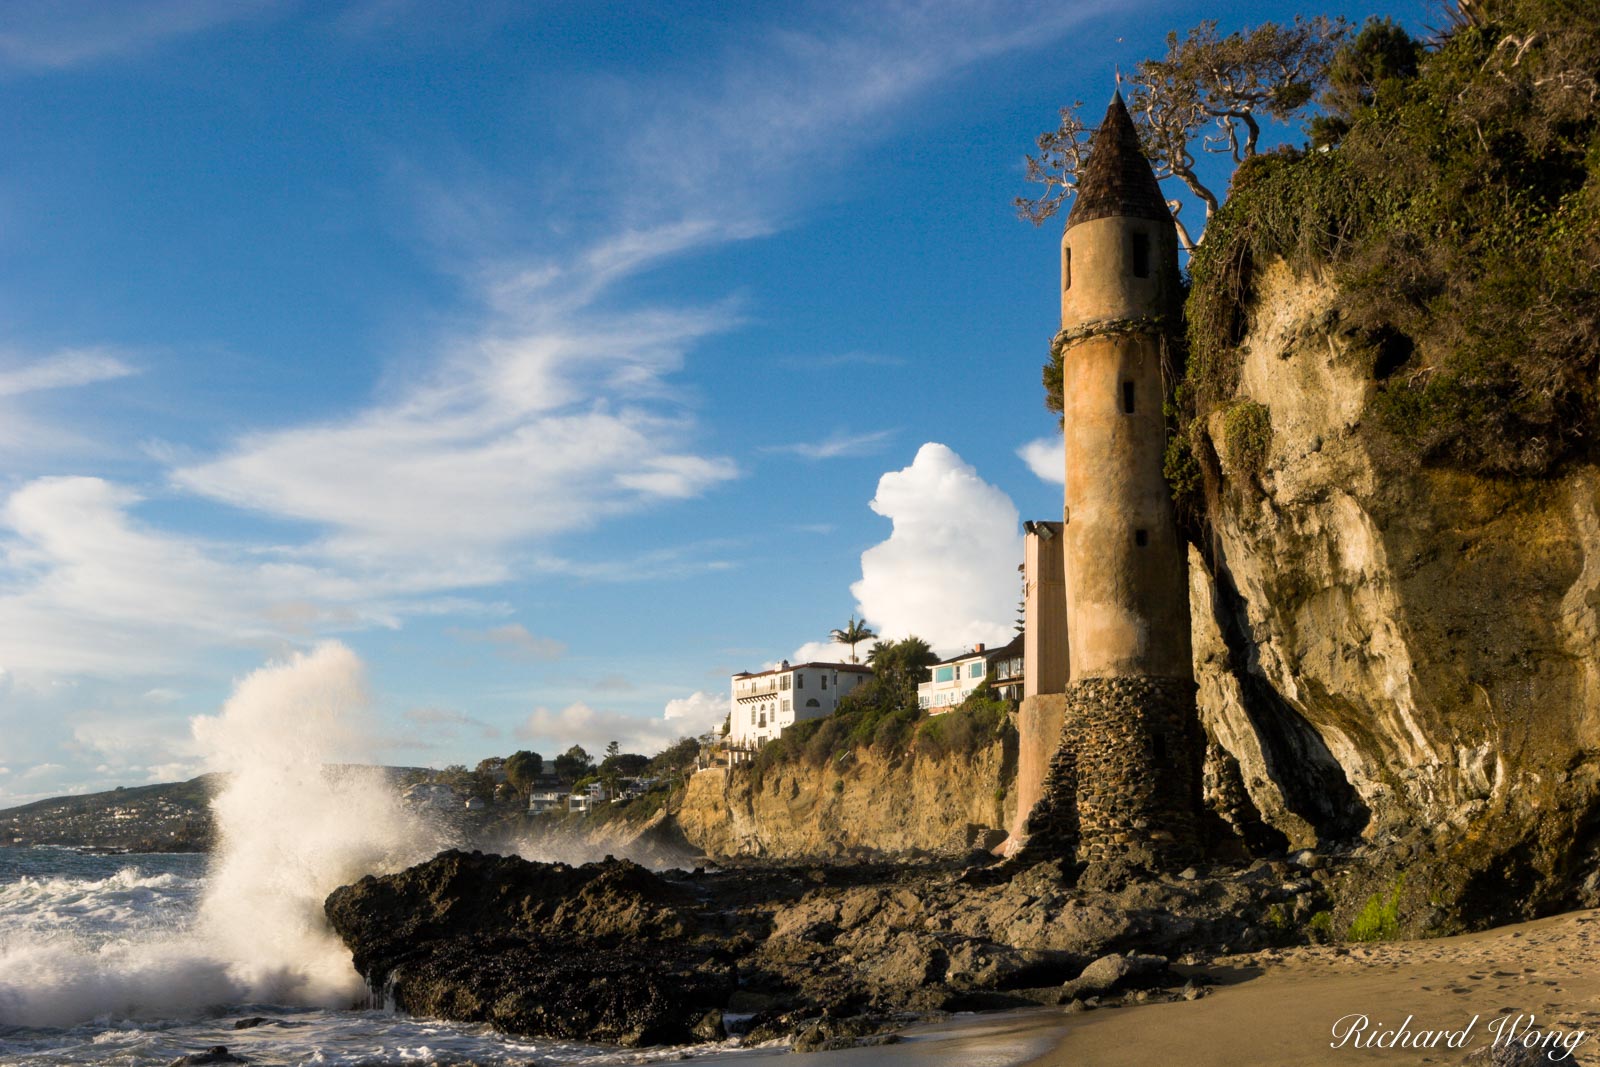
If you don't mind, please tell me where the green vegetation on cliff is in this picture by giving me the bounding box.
[1184,0,1600,480]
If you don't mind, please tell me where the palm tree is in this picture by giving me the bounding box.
[830,616,877,664]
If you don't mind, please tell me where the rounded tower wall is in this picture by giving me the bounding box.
[1060,215,1180,326]
[1061,330,1191,680]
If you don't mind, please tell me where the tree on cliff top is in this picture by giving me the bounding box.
[504,750,543,794]
[829,616,876,664]
[553,745,593,782]
[1016,15,1347,249]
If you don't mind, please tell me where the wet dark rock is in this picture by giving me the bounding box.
[230,1018,266,1030]
[792,1015,902,1053]
[1060,952,1172,999]
[325,847,1335,1048]
[324,850,732,1047]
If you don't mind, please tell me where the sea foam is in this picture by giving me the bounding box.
[0,642,445,1027]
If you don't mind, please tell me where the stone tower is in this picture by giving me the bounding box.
[1024,91,1203,872]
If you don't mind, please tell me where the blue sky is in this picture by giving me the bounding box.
[0,0,1412,805]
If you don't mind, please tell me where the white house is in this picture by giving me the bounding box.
[727,660,871,758]
[528,787,567,814]
[568,781,606,814]
[917,634,1025,713]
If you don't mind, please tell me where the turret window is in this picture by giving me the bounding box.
[1131,233,1150,279]
[1062,245,1072,291]
[1121,381,1135,414]
[1135,529,1149,546]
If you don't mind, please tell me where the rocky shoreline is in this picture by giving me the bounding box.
[324,847,1342,1052]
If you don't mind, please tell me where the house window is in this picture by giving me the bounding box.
[935,665,955,683]
[1131,232,1150,278]
[821,675,828,690]
[1122,381,1135,414]
[780,675,790,691]
[1135,529,1149,546]
[781,699,790,713]
[969,662,983,679]
[796,674,804,688]
[806,698,820,708]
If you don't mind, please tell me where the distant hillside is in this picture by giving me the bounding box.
[0,765,434,853]
[0,775,222,852]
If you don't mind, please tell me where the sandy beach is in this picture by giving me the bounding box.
[1026,909,1600,1066]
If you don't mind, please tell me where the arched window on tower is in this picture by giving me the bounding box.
[1062,244,1072,291]
[1122,381,1135,414]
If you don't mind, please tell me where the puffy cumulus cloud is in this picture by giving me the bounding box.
[851,443,1021,654]
[787,640,867,666]
[662,691,726,736]
[1017,437,1064,485]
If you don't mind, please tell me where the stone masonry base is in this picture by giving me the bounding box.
[1018,676,1204,872]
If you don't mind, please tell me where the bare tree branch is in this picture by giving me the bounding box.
[1017,17,1346,246]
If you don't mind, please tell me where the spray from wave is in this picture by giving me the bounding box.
[0,642,446,1027]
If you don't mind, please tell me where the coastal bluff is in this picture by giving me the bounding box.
[674,740,1015,859]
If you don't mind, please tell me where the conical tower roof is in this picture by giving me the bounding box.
[1064,91,1170,230]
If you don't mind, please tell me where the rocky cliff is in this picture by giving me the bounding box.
[674,742,1015,860]
[1188,259,1600,935]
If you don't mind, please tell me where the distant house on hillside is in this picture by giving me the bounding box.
[528,785,567,814]
[917,633,1025,713]
[568,781,606,814]
[725,660,871,763]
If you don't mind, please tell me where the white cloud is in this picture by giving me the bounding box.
[788,640,868,666]
[1018,436,1064,485]
[0,348,135,397]
[850,443,1021,654]
[764,429,893,461]
[402,706,501,741]
[69,716,198,774]
[0,476,458,681]
[172,301,742,564]
[518,701,678,758]
[455,623,566,662]
[0,0,281,71]
[662,691,727,737]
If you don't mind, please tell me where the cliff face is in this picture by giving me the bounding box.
[675,742,1015,859]
[1192,260,1600,933]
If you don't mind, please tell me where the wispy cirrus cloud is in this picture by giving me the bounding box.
[0,348,136,397]
[764,429,894,461]
[453,623,566,662]
[0,0,282,72]
[0,0,1110,706]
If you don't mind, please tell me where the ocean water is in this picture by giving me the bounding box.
[0,846,718,1066]
[0,645,1055,1065]
[0,646,735,1066]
